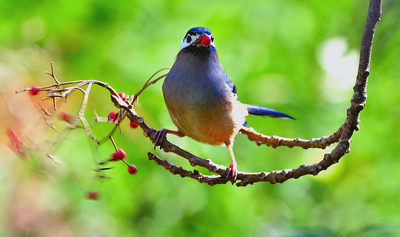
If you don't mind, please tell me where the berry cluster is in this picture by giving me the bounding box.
[26,86,141,200]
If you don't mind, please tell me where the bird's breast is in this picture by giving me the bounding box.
[162,60,247,145]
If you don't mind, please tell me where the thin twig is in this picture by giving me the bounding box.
[45,62,60,85]
[132,68,169,104]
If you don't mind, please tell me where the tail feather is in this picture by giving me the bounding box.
[246,104,295,120]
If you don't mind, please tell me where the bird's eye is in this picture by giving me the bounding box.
[211,36,214,42]
[186,35,192,43]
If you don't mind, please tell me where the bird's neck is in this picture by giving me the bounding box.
[177,46,220,68]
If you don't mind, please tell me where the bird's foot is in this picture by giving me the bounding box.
[153,128,168,150]
[227,161,237,184]
[153,129,185,150]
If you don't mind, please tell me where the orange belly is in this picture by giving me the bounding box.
[166,99,248,146]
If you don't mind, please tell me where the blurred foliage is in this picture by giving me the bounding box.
[1,0,400,236]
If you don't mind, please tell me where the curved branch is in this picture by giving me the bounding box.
[124,0,381,186]
[239,124,345,149]
[321,0,381,167]
[236,0,382,186]
[23,0,380,187]
[148,152,228,185]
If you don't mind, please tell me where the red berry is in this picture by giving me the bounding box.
[117,148,126,158]
[129,121,139,128]
[59,111,74,123]
[110,148,126,161]
[118,92,127,101]
[128,165,137,174]
[86,191,100,200]
[110,152,119,161]
[30,86,41,96]
[108,112,118,121]
[200,35,211,46]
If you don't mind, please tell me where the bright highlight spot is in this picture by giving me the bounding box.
[318,38,358,103]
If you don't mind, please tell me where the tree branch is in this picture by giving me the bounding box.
[239,124,345,149]
[17,0,381,186]
[126,0,381,186]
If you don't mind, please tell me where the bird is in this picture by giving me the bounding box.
[155,27,294,183]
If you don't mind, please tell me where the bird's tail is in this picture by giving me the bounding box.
[245,104,295,120]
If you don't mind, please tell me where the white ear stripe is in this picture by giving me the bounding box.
[179,33,215,51]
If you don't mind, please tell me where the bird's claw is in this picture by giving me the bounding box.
[153,128,168,150]
[227,161,237,184]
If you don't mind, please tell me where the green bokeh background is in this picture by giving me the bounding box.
[1,0,400,236]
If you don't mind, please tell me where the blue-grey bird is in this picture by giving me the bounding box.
[155,27,294,183]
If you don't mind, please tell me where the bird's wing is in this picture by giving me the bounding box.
[224,74,237,95]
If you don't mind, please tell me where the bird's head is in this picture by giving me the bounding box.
[179,27,215,51]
